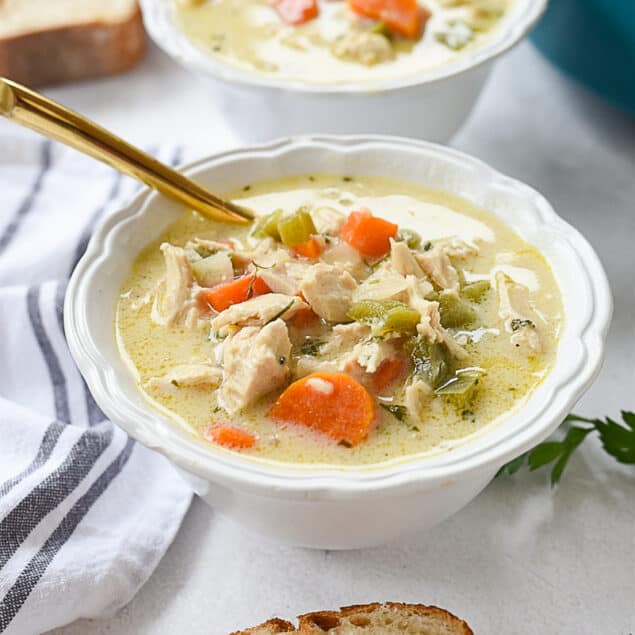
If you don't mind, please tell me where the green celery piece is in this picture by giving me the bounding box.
[437,293,477,328]
[462,279,490,302]
[396,228,422,250]
[278,209,317,247]
[251,209,283,241]
[347,299,420,336]
[435,368,483,395]
[405,335,452,389]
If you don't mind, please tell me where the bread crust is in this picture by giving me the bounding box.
[233,602,473,634]
[0,5,145,87]
[230,617,296,635]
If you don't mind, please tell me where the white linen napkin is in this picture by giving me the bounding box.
[0,134,193,635]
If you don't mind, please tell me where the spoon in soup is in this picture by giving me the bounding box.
[0,78,253,224]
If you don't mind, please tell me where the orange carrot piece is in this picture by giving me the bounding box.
[348,0,428,38]
[292,237,323,259]
[341,209,398,259]
[199,275,271,312]
[370,355,408,392]
[206,424,256,450]
[288,307,319,329]
[272,0,319,25]
[269,372,376,446]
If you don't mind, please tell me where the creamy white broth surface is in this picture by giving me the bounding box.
[173,0,512,84]
[117,175,562,468]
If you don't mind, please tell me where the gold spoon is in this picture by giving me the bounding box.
[0,78,253,224]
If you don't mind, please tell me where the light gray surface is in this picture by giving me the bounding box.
[19,41,633,634]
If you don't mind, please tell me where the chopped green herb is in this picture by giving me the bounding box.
[242,184,251,192]
[511,318,535,331]
[170,379,179,387]
[265,300,295,325]
[342,176,353,182]
[380,403,409,421]
[299,339,324,356]
[338,439,353,448]
[423,241,433,252]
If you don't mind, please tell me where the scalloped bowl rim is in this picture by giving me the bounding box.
[139,0,548,94]
[65,135,611,499]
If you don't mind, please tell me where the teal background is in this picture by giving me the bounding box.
[531,0,635,114]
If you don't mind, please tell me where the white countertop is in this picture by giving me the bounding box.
[28,40,635,635]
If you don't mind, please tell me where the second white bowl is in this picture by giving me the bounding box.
[141,0,547,142]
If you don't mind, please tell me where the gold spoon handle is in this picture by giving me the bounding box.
[0,78,252,224]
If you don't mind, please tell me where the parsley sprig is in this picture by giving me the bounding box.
[498,411,635,486]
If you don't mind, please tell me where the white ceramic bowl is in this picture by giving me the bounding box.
[65,135,611,549]
[140,0,547,142]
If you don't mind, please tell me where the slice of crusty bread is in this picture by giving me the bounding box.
[0,0,145,87]
[232,603,473,635]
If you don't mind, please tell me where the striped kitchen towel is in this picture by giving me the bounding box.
[0,134,192,635]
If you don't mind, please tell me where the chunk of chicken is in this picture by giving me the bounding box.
[437,237,479,260]
[151,243,195,326]
[353,268,410,302]
[259,260,312,296]
[390,239,425,277]
[405,379,434,419]
[210,294,308,336]
[406,276,467,360]
[300,263,357,322]
[495,272,543,355]
[219,319,291,414]
[348,339,396,374]
[332,31,394,66]
[144,364,222,392]
[416,246,460,295]
[311,206,345,235]
[321,241,367,278]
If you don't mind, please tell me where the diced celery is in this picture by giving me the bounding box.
[251,209,282,241]
[462,279,490,302]
[369,21,390,38]
[191,252,233,287]
[405,336,452,389]
[435,368,483,395]
[396,228,422,250]
[436,293,477,328]
[347,299,420,336]
[278,209,317,247]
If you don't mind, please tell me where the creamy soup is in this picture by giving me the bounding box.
[173,0,512,84]
[116,175,562,468]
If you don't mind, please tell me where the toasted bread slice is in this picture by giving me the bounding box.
[0,0,145,87]
[232,603,473,634]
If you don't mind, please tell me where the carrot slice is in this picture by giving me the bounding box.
[292,237,323,259]
[288,307,319,329]
[199,275,272,312]
[341,209,398,259]
[272,0,319,25]
[370,355,408,392]
[269,373,376,446]
[348,0,429,38]
[206,425,256,450]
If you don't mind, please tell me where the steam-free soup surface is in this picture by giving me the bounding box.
[117,175,562,468]
[173,0,512,84]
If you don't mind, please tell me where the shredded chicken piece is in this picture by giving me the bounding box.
[437,237,479,260]
[151,243,195,326]
[300,263,357,322]
[219,319,291,414]
[347,339,396,374]
[311,206,345,235]
[321,241,367,278]
[353,268,410,302]
[210,293,308,336]
[406,276,467,360]
[144,364,222,392]
[332,31,394,66]
[259,260,311,296]
[390,239,425,277]
[416,246,460,295]
[495,272,543,355]
[405,379,434,419]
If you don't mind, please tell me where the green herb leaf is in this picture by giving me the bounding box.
[299,339,324,357]
[498,411,635,486]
